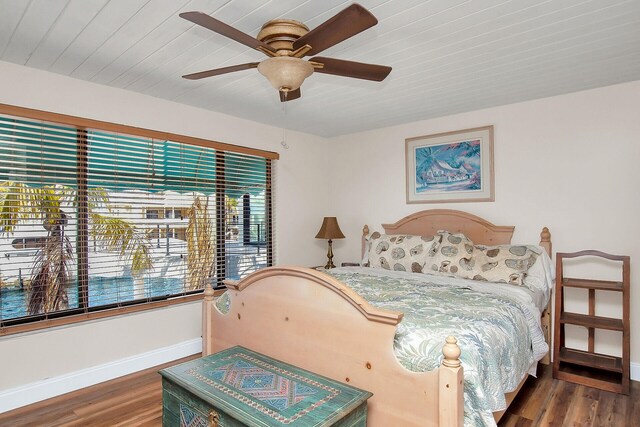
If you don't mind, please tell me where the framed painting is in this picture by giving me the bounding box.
[405,125,494,204]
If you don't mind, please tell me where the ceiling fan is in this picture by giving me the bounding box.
[180,3,391,102]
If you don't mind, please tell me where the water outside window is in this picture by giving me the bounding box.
[0,190,267,322]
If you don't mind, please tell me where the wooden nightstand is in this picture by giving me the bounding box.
[160,346,372,426]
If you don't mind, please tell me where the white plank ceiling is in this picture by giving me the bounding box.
[1,0,639,137]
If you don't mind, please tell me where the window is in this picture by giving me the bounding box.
[0,108,276,329]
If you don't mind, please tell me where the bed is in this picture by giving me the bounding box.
[202,209,553,427]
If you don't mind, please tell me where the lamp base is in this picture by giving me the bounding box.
[324,239,335,269]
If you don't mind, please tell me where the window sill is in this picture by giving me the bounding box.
[0,290,224,338]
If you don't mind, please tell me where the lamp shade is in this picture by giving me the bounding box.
[315,217,345,240]
[257,56,314,92]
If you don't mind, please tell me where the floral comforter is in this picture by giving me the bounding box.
[325,267,549,427]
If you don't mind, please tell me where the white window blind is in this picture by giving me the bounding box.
[0,113,273,327]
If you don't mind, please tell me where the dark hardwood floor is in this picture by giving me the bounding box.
[0,355,200,427]
[0,360,637,426]
[499,364,639,427]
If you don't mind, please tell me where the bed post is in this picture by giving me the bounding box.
[361,225,369,262]
[539,226,552,365]
[202,284,215,356]
[539,227,552,257]
[439,336,464,427]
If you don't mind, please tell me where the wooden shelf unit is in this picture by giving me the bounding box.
[553,250,630,394]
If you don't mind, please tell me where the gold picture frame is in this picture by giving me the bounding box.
[406,126,494,204]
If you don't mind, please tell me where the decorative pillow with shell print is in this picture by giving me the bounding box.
[469,245,540,286]
[366,232,438,273]
[426,230,476,277]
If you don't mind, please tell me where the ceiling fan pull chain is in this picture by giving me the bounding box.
[281,100,289,150]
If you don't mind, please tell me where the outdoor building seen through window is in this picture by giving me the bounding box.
[0,114,273,327]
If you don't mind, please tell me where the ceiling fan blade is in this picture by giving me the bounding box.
[311,57,391,81]
[182,62,259,80]
[180,11,275,54]
[280,88,301,102]
[293,4,378,56]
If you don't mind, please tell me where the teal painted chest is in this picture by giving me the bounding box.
[160,346,372,427]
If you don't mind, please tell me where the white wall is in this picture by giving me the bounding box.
[0,61,330,408]
[2,60,638,411]
[328,80,640,375]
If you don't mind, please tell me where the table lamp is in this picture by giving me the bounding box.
[315,217,345,269]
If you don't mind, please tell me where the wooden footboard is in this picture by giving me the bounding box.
[203,267,463,427]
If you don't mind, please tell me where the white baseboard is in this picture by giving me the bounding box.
[632,362,640,382]
[0,337,202,414]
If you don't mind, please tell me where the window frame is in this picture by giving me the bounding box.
[0,103,278,336]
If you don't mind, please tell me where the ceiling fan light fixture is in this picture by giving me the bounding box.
[257,56,314,92]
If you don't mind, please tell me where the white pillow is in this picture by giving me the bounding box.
[361,231,381,266]
[522,246,555,303]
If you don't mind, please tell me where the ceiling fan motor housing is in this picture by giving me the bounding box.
[257,19,310,54]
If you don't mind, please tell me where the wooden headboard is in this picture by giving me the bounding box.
[363,209,552,257]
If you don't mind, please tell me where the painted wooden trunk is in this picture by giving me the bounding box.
[160,346,372,427]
